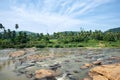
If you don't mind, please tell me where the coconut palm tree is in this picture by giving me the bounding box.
[0,23,4,31]
[15,24,19,30]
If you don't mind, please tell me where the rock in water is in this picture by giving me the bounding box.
[35,69,61,79]
[92,61,102,65]
[80,63,93,69]
[84,63,93,67]
[9,50,26,58]
[49,63,61,71]
[55,73,69,80]
[89,63,120,80]
[35,69,55,79]
[83,78,91,80]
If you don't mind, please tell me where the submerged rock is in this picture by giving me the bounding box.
[49,63,61,71]
[35,69,55,79]
[25,71,33,78]
[80,63,93,69]
[92,61,102,65]
[84,63,93,67]
[34,69,61,79]
[89,63,120,80]
[25,47,37,52]
[9,50,26,58]
[83,78,91,80]
[90,75,108,80]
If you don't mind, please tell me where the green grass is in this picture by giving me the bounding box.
[1,39,120,48]
[49,40,120,48]
[50,39,58,43]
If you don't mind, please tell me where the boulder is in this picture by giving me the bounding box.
[80,63,93,69]
[35,69,61,79]
[83,78,91,80]
[73,70,79,73]
[92,61,102,65]
[89,63,120,80]
[64,60,70,62]
[75,59,82,62]
[9,50,26,58]
[25,72,33,78]
[27,54,42,61]
[84,63,93,67]
[90,75,108,80]
[80,66,88,69]
[27,54,50,61]
[49,63,61,71]
[25,47,37,52]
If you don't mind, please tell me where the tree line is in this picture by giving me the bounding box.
[0,23,120,48]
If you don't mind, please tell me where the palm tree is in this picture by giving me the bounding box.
[0,23,4,31]
[7,29,11,39]
[15,24,19,30]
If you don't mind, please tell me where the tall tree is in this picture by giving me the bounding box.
[0,23,4,31]
[7,29,12,39]
[0,23,4,29]
[15,24,19,30]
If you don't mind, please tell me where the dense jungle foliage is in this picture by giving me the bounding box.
[0,23,120,48]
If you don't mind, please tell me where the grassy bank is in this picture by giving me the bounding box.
[1,40,119,49]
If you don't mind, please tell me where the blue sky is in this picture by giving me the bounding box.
[0,0,120,34]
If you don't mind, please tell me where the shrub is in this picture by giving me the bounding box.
[35,44,46,48]
[77,44,84,47]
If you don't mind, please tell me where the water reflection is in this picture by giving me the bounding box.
[0,58,30,80]
[0,59,13,71]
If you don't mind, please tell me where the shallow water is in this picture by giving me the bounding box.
[0,49,31,80]
[0,59,30,80]
[0,48,120,80]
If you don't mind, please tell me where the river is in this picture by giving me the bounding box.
[0,48,120,80]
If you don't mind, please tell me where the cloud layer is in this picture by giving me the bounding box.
[0,0,120,33]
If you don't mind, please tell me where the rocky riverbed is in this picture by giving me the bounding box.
[0,48,120,80]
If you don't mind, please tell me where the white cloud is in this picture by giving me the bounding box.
[14,7,88,33]
[71,0,112,16]
[0,0,117,33]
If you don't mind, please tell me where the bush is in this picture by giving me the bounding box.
[53,44,61,48]
[35,44,46,48]
[15,44,26,48]
[47,44,53,47]
[77,44,84,47]
[53,44,64,48]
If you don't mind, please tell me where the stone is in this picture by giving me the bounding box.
[49,63,61,71]
[25,47,37,52]
[35,69,55,79]
[74,60,82,62]
[27,54,42,61]
[84,63,93,67]
[91,75,108,80]
[80,63,92,69]
[25,72,33,78]
[9,50,26,58]
[83,78,91,80]
[27,54,50,61]
[92,61,102,65]
[80,66,88,69]
[110,56,120,60]
[64,60,70,62]
[73,70,79,73]
[89,63,120,80]
[35,69,61,79]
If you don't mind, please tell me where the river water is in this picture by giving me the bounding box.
[0,49,30,80]
[0,48,120,80]
[0,59,30,80]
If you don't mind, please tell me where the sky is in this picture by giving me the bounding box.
[0,0,120,34]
